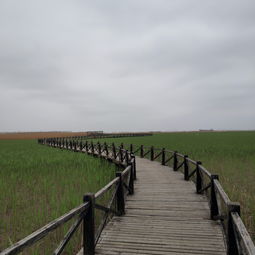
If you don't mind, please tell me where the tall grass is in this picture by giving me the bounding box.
[90,131,255,240]
[0,140,116,253]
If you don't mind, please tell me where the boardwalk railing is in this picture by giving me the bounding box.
[38,132,152,141]
[118,143,255,255]
[2,139,254,255]
[0,140,136,255]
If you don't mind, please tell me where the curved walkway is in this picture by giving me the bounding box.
[95,157,226,255]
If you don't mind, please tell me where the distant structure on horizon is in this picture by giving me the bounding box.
[199,129,214,132]
[87,131,104,135]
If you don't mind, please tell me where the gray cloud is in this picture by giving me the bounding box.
[0,0,255,132]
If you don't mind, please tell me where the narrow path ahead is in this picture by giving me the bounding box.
[95,157,226,255]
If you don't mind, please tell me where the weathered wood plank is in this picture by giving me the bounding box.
[95,158,227,254]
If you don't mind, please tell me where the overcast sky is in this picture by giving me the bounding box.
[0,1,255,132]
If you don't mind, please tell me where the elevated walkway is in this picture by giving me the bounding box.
[84,158,226,254]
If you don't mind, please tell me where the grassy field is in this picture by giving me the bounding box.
[90,131,255,240]
[0,140,116,254]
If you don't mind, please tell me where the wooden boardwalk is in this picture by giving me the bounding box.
[92,157,226,255]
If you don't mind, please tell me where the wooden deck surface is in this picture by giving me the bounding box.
[80,157,227,255]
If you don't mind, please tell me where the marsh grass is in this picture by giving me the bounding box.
[0,140,115,253]
[90,131,255,240]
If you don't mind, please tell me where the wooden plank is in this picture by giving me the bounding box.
[95,158,227,255]
[231,212,255,254]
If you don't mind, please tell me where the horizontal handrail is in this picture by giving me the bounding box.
[186,157,197,165]
[53,213,84,255]
[121,165,132,178]
[95,177,120,200]
[198,164,212,179]
[94,183,119,245]
[231,212,255,254]
[214,179,231,205]
[0,202,89,255]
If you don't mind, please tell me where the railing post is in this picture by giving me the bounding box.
[140,145,144,158]
[85,141,88,153]
[128,161,134,195]
[161,148,165,165]
[83,193,95,255]
[227,202,241,255]
[173,151,178,171]
[74,141,77,152]
[119,147,123,162]
[125,150,129,165]
[196,161,202,194]
[130,144,133,154]
[105,143,109,157]
[184,155,189,181]
[150,146,154,161]
[116,172,125,215]
[112,143,116,159]
[80,141,83,151]
[91,142,94,155]
[210,175,219,219]
[98,142,101,156]
[131,154,136,180]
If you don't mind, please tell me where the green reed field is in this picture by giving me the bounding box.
[90,131,255,240]
[0,140,116,254]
